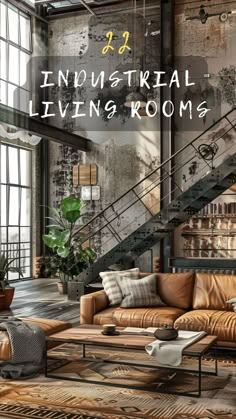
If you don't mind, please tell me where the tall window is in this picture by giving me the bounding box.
[0,144,32,280]
[0,1,32,113]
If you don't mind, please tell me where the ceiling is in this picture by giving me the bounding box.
[34,0,159,17]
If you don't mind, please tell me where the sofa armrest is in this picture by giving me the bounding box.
[80,290,109,325]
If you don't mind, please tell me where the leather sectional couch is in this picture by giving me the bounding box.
[80,272,236,348]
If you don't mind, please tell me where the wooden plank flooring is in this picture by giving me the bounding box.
[1,279,81,326]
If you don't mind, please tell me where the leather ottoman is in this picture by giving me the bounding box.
[0,317,71,361]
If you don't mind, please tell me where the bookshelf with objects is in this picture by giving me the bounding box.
[180,194,236,259]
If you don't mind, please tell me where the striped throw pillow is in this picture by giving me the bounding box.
[119,273,165,308]
[100,268,140,306]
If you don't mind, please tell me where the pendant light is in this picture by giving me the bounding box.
[124,0,147,108]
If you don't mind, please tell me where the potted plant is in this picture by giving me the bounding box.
[0,254,23,308]
[42,195,96,297]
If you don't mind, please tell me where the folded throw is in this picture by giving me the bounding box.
[0,320,46,378]
[145,330,206,366]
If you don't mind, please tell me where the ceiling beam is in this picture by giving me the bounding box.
[0,104,91,151]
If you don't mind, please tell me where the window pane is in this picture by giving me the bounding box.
[22,265,30,278]
[8,83,19,109]
[0,40,7,80]
[20,188,31,225]
[9,187,19,225]
[20,15,31,51]
[8,7,19,44]
[0,80,7,105]
[8,226,19,242]
[8,270,19,280]
[20,51,30,89]
[1,185,6,225]
[0,3,6,39]
[19,88,29,113]
[20,149,31,186]
[9,45,19,85]
[20,226,30,242]
[1,144,6,183]
[0,227,7,243]
[8,147,19,184]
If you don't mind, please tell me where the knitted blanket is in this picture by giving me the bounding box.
[0,319,45,379]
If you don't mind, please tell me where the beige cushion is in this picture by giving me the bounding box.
[100,268,139,306]
[119,273,165,308]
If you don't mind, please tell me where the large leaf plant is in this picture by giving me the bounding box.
[0,254,23,291]
[42,196,96,281]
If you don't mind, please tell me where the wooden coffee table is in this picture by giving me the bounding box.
[46,325,218,397]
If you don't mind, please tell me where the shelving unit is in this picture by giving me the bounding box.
[181,208,236,258]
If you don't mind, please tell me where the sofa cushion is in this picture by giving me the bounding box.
[156,272,195,309]
[192,273,236,310]
[100,268,140,306]
[175,309,236,343]
[0,317,72,361]
[94,306,186,328]
[119,274,165,308]
[20,317,72,335]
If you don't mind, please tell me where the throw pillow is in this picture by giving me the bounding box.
[100,268,140,306]
[119,273,165,308]
[226,297,236,312]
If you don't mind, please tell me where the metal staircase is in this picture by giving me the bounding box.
[77,108,236,284]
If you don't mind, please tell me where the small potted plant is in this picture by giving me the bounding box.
[43,195,96,297]
[0,254,23,308]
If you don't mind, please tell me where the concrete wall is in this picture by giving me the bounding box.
[47,10,160,271]
[174,0,236,258]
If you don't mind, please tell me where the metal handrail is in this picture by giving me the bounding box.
[79,119,236,249]
[77,107,236,235]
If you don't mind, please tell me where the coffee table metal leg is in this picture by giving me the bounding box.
[82,344,86,358]
[214,347,218,376]
[45,341,48,377]
[198,356,202,397]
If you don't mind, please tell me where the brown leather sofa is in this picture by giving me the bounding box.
[0,317,71,361]
[80,272,236,348]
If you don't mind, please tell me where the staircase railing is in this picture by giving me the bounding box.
[77,108,236,258]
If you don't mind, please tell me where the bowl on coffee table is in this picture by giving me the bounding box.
[154,326,178,341]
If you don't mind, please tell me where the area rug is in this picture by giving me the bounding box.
[0,345,235,419]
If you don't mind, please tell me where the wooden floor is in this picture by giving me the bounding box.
[2,279,81,326]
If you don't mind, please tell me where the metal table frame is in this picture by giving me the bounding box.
[45,338,218,398]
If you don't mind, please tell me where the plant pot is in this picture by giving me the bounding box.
[0,295,5,310]
[57,282,68,295]
[3,287,15,309]
[67,281,84,301]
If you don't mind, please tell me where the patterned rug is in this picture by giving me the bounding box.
[0,345,235,419]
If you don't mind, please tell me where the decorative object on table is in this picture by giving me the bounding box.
[42,195,96,299]
[118,273,165,308]
[100,268,140,306]
[154,325,179,341]
[102,324,119,335]
[0,254,23,308]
